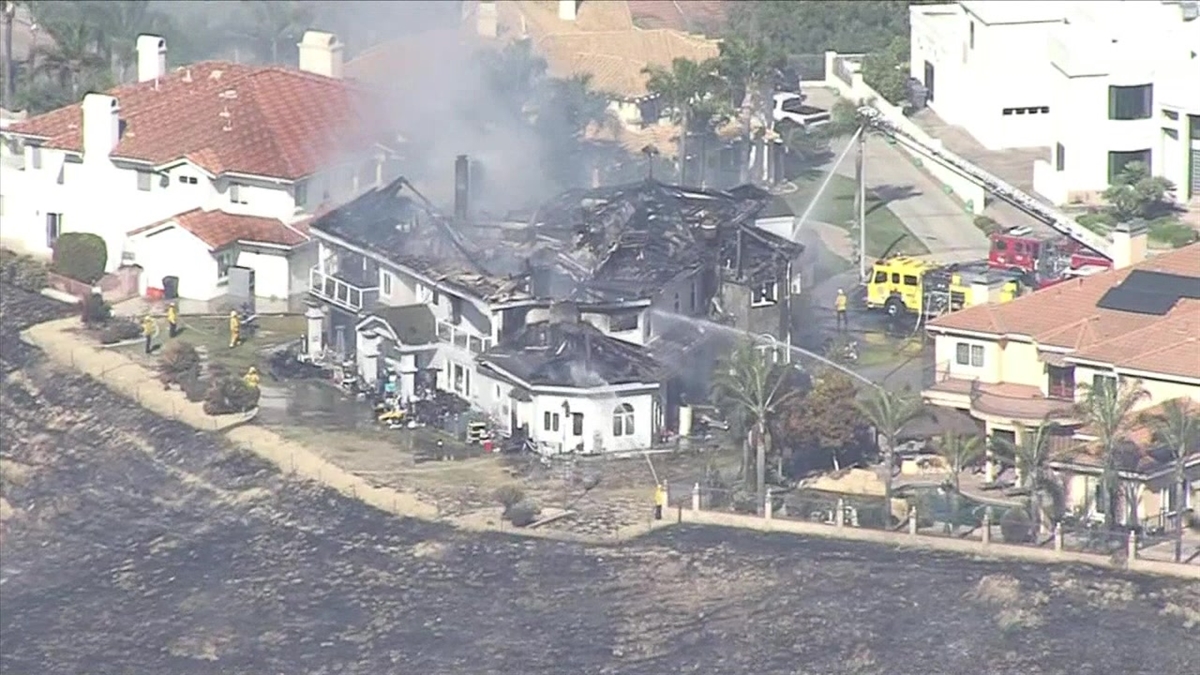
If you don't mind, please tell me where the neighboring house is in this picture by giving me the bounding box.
[0,31,397,301]
[923,235,1200,523]
[305,170,803,453]
[909,1,1200,205]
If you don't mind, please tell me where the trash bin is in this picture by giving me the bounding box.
[162,275,180,300]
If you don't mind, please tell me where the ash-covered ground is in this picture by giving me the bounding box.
[3,286,1199,675]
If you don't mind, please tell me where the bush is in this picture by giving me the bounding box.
[1147,217,1199,249]
[179,373,208,402]
[493,485,526,516]
[202,376,260,415]
[973,215,1000,234]
[0,249,49,290]
[80,292,112,326]
[506,500,541,527]
[159,341,200,388]
[98,319,142,345]
[1000,507,1034,544]
[1077,211,1116,235]
[51,232,107,283]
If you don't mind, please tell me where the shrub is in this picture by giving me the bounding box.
[202,376,260,415]
[179,373,208,402]
[158,341,200,387]
[80,293,112,326]
[0,249,49,290]
[973,215,999,234]
[51,232,107,283]
[493,485,526,516]
[506,500,541,527]
[1000,507,1034,544]
[1077,211,1116,235]
[98,320,142,345]
[1147,217,1199,249]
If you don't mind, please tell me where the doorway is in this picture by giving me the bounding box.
[923,61,936,103]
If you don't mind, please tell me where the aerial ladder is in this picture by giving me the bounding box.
[854,106,1114,262]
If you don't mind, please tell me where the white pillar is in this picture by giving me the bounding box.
[764,488,773,520]
[691,483,700,511]
[836,498,846,529]
[305,305,325,360]
[908,506,918,535]
[1053,522,1063,552]
[1126,529,1137,562]
[981,511,991,545]
[984,447,996,484]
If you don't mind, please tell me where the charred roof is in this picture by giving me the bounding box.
[478,319,661,389]
[310,177,804,306]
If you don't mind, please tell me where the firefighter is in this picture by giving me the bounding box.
[166,302,179,338]
[835,288,849,332]
[653,483,666,521]
[228,310,241,348]
[243,366,260,389]
[1000,280,1019,304]
[141,314,156,354]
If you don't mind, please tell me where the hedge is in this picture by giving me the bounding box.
[51,232,108,283]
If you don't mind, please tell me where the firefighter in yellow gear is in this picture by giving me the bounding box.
[243,366,260,389]
[999,280,1019,304]
[166,302,179,338]
[653,483,667,521]
[141,314,156,354]
[228,310,241,348]
[835,289,849,332]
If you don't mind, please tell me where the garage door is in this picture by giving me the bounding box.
[1191,147,1200,200]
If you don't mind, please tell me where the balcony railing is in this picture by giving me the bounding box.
[435,319,493,355]
[309,267,379,313]
[1047,382,1076,401]
[924,361,1078,423]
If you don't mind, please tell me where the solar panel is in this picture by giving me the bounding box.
[1096,286,1180,316]
[1120,270,1200,299]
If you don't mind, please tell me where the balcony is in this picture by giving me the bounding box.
[309,267,379,313]
[435,318,493,355]
[923,362,1079,425]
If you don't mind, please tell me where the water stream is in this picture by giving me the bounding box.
[790,126,863,240]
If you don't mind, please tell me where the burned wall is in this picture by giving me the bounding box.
[720,267,792,343]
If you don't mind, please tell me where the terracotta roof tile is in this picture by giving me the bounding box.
[6,62,387,180]
[928,243,1200,379]
[130,208,309,249]
[536,29,719,99]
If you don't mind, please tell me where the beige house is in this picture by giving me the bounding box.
[923,236,1200,524]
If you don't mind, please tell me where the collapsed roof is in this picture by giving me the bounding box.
[478,319,661,389]
[309,176,804,306]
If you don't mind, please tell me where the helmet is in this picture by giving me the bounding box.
[247,366,258,374]
[230,310,238,317]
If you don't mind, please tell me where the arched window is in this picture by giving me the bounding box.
[612,403,635,437]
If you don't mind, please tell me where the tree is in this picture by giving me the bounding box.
[2,1,15,107]
[91,0,172,82]
[712,340,802,513]
[33,15,110,99]
[991,419,1058,536]
[776,370,862,474]
[855,387,927,520]
[643,57,721,186]
[726,1,922,57]
[716,36,780,184]
[158,341,200,389]
[232,0,315,63]
[860,35,909,106]
[931,431,984,533]
[1076,379,1149,528]
[1102,161,1177,222]
[51,232,108,283]
[1147,399,1199,562]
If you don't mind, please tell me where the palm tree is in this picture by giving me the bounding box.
[992,419,1058,536]
[483,38,548,120]
[716,36,778,184]
[1148,398,1199,562]
[33,17,107,99]
[233,0,314,63]
[856,387,927,522]
[712,340,801,514]
[1076,379,1149,528]
[538,73,615,141]
[642,57,721,186]
[93,0,170,82]
[931,431,984,533]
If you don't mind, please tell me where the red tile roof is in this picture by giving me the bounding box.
[130,209,309,249]
[5,62,387,180]
[627,1,728,32]
[927,244,1200,379]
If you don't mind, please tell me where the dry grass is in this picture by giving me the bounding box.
[965,574,1048,633]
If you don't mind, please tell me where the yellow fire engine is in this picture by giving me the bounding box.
[865,256,1024,318]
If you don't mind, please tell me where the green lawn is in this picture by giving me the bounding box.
[124,314,307,375]
[784,173,929,258]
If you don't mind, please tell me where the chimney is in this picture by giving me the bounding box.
[454,154,470,221]
[1111,220,1148,269]
[477,1,498,38]
[559,0,579,21]
[82,93,121,160]
[297,30,344,79]
[136,35,167,83]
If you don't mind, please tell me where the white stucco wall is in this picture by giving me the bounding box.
[237,246,292,299]
[131,226,223,301]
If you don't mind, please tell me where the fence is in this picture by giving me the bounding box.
[831,54,863,87]
[47,266,140,303]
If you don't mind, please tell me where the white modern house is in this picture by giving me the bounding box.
[0,31,397,301]
[910,1,1200,205]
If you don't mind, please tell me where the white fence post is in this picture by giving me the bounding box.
[908,506,918,535]
[764,488,773,521]
[691,483,700,511]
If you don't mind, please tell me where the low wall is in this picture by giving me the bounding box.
[820,51,988,215]
[47,267,140,303]
[678,507,1200,581]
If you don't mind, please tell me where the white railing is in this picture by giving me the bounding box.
[309,267,379,313]
[434,318,493,354]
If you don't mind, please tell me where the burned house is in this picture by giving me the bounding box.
[304,160,805,451]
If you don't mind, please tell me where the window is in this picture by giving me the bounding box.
[954,342,984,367]
[1047,365,1075,400]
[543,411,560,432]
[572,412,583,436]
[229,183,246,204]
[609,311,639,332]
[294,180,308,207]
[890,273,900,283]
[381,271,393,296]
[969,21,975,49]
[612,403,635,437]
[1107,149,1151,183]
[1108,84,1153,120]
[30,146,41,169]
[751,282,777,307]
[902,275,918,286]
[215,249,236,280]
[873,271,887,283]
[1055,143,1065,172]
[1091,373,1117,395]
[993,239,1008,252]
[1190,115,1200,140]
[177,175,198,185]
[136,170,152,191]
[45,212,62,247]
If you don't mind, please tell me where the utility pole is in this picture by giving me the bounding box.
[2,1,16,111]
[855,124,868,282]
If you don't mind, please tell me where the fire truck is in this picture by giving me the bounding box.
[865,254,1025,319]
[987,226,1112,284]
